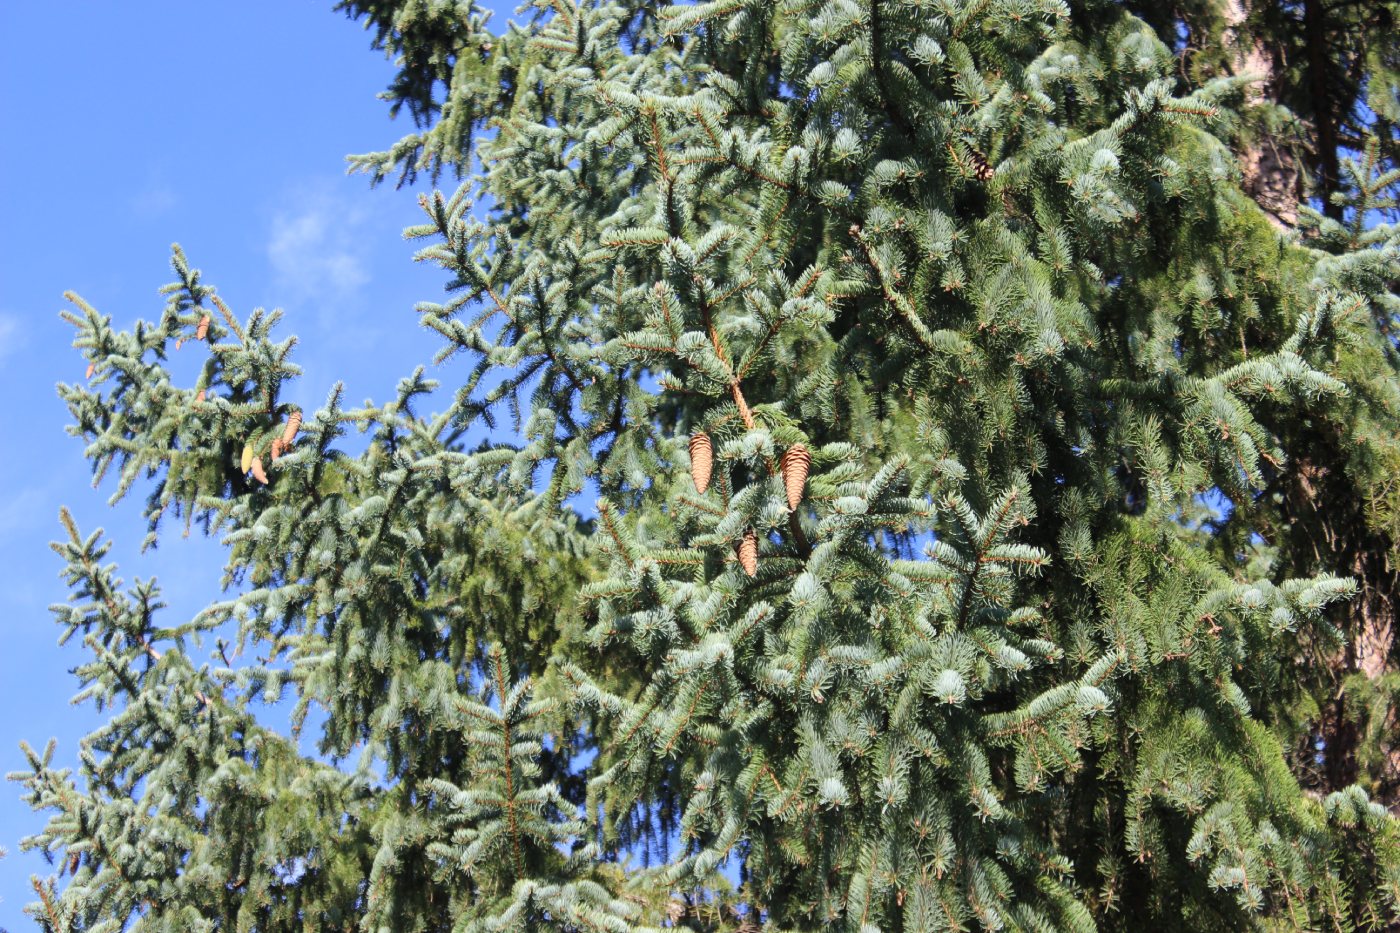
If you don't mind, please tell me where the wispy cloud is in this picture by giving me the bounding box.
[130,182,176,217]
[267,182,372,310]
[127,164,178,217]
[0,485,50,538]
[0,313,23,361]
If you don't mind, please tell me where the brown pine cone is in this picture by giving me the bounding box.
[689,432,713,494]
[282,410,302,446]
[780,443,811,511]
[737,527,758,578]
[971,150,995,182]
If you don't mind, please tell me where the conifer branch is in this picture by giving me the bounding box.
[21,1,1400,927]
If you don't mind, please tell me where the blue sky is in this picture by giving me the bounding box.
[0,2,513,921]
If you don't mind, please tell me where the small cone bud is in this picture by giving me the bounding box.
[689,432,713,494]
[737,528,758,577]
[240,443,254,474]
[196,314,211,341]
[780,443,811,511]
[85,362,95,380]
[282,410,302,446]
[250,457,268,485]
[176,339,184,351]
[195,389,206,403]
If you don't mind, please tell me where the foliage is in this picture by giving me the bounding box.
[12,0,1400,930]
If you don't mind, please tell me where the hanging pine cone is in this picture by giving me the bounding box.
[250,456,268,485]
[689,431,713,494]
[780,443,811,511]
[282,410,302,446]
[737,527,758,577]
[240,443,254,474]
[971,149,995,182]
[176,339,184,351]
[270,437,283,461]
[85,362,95,380]
[196,313,211,341]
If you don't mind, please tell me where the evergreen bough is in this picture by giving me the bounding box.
[12,1,1400,929]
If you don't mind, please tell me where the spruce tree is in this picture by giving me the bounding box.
[12,1,1400,930]
[1123,0,1400,805]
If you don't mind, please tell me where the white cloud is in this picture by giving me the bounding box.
[267,182,372,310]
[128,165,178,217]
[130,183,176,217]
[0,485,48,537]
[0,313,22,360]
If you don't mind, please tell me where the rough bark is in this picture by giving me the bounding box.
[1221,0,1398,806]
[1223,0,1300,228]
[1283,444,1400,805]
[1301,0,1344,220]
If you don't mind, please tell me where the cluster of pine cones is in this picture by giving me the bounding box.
[241,410,301,485]
[688,432,809,578]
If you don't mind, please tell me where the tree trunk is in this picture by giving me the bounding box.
[1284,446,1400,805]
[1222,0,1398,806]
[1301,0,1344,220]
[1223,0,1300,228]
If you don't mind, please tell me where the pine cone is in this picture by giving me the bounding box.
[282,410,302,446]
[250,456,268,485]
[737,527,758,577]
[971,150,994,182]
[780,443,810,511]
[85,362,95,380]
[176,339,184,351]
[195,389,206,403]
[240,443,254,474]
[196,314,211,341]
[270,437,283,461]
[689,431,713,494]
